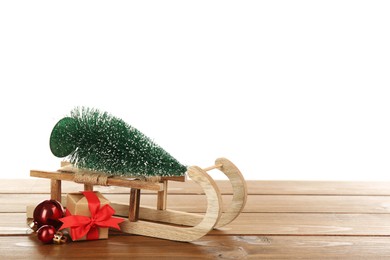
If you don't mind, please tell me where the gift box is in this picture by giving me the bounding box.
[60,191,123,241]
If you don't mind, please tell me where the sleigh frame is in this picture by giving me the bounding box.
[29,157,247,242]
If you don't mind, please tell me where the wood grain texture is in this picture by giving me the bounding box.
[5,179,390,195]
[84,184,93,191]
[119,166,223,241]
[213,157,248,228]
[3,179,390,258]
[156,180,168,210]
[1,235,390,259]
[50,179,61,201]
[8,194,390,214]
[30,170,164,191]
[11,212,390,236]
[129,188,141,221]
[211,213,390,235]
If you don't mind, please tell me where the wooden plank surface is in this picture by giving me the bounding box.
[2,179,390,259]
[4,212,390,236]
[4,194,390,214]
[3,178,390,195]
[2,235,390,259]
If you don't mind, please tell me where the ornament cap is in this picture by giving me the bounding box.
[53,231,68,244]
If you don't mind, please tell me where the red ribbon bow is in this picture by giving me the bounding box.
[59,191,124,240]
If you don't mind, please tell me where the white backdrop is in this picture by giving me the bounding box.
[1,1,389,180]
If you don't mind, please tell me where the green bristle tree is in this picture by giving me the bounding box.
[49,107,187,177]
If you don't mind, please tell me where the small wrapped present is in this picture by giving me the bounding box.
[59,191,123,241]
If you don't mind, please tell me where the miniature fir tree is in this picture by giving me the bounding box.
[49,107,187,177]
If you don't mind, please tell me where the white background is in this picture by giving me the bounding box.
[0,1,389,180]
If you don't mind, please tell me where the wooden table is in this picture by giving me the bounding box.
[2,179,390,259]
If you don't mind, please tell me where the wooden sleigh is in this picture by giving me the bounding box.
[29,157,247,242]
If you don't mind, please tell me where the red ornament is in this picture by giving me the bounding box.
[37,225,56,244]
[33,200,65,229]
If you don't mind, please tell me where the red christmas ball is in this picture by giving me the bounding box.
[33,200,65,229]
[37,225,56,244]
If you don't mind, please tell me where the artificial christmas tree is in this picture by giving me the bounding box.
[50,107,187,177]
